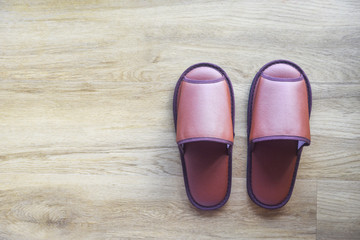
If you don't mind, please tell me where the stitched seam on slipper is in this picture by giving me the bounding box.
[183,76,225,84]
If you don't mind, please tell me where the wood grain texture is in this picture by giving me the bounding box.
[317,181,360,240]
[0,0,359,239]
[0,175,317,240]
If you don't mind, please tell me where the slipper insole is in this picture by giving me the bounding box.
[251,140,298,205]
[184,141,229,207]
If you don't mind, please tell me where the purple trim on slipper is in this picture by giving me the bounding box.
[261,73,304,82]
[173,62,235,210]
[178,137,233,146]
[246,59,312,209]
[183,76,225,84]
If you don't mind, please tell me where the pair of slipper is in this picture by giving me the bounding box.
[173,60,311,210]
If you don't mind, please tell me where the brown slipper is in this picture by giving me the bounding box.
[173,63,235,210]
[247,60,312,209]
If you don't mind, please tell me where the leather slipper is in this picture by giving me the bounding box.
[173,63,235,210]
[247,60,312,209]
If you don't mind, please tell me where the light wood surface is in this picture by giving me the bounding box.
[0,0,359,239]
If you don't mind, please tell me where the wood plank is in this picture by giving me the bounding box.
[1,1,359,84]
[0,175,316,240]
[317,180,360,240]
[0,81,358,180]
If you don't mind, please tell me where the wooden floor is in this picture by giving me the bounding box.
[0,0,359,239]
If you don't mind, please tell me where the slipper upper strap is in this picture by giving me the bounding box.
[249,75,311,144]
[176,78,233,144]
